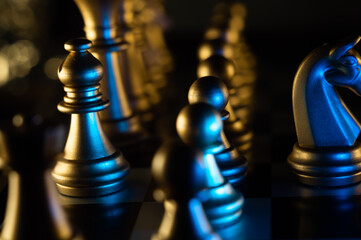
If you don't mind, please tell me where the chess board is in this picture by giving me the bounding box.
[36,36,358,240]
[1,1,361,239]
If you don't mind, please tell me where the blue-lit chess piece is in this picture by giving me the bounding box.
[197,55,253,154]
[288,35,361,186]
[188,76,248,186]
[176,103,244,229]
[151,140,221,240]
[52,38,130,196]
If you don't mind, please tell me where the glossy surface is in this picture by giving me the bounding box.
[74,0,145,146]
[289,36,361,187]
[188,76,248,186]
[52,38,130,197]
[176,103,244,229]
[151,140,220,240]
[292,35,361,148]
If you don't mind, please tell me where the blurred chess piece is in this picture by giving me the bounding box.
[52,38,129,197]
[0,114,81,240]
[288,36,361,186]
[0,130,9,190]
[73,0,147,150]
[176,103,243,229]
[205,2,256,73]
[135,0,174,88]
[197,55,253,154]
[188,76,248,186]
[199,1,257,127]
[151,140,221,240]
[122,0,168,107]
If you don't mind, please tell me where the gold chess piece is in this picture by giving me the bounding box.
[52,38,129,197]
[73,0,147,148]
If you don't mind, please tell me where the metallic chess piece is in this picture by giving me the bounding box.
[188,76,248,186]
[52,38,129,197]
[151,140,221,240]
[176,103,244,229]
[73,0,146,148]
[201,1,257,127]
[137,0,174,84]
[197,55,253,154]
[198,39,256,99]
[123,0,166,104]
[0,118,81,240]
[198,54,253,124]
[288,35,361,187]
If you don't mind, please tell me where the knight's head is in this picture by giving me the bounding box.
[325,35,361,95]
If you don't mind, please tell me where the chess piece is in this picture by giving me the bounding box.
[176,103,243,229]
[197,56,253,154]
[188,76,248,185]
[138,0,174,85]
[123,0,167,104]
[151,140,221,240]
[197,55,252,123]
[288,36,361,186]
[0,116,81,239]
[205,3,256,71]
[198,39,256,99]
[0,130,9,191]
[73,0,146,148]
[52,38,129,197]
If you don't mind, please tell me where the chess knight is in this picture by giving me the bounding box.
[288,35,361,187]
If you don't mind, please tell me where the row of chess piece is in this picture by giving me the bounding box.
[150,4,258,238]
[0,1,258,239]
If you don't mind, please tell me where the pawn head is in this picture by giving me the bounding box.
[176,103,223,152]
[58,38,103,88]
[198,39,234,61]
[152,140,206,199]
[197,55,236,88]
[188,76,229,111]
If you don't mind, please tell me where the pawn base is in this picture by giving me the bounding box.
[198,181,244,230]
[52,151,130,197]
[215,145,248,186]
[224,116,253,155]
[288,143,361,187]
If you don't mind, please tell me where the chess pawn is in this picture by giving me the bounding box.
[197,56,253,154]
[52,38,130,197]
[73,0,147,149]
[198,55,254,123]
[0,116,81,239]
[188,76,248,186]
[151,140,221,240]
[288,36,361,186]
[198,39,256,91]
[205,5,256,71]
[176,103,244,229]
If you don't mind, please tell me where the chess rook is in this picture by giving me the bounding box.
[151,140,221,240]
[52,38,129,197]
[288,36,361,187]
[74,0,146,148]
[176,103,243,229]
[188,76,248,186]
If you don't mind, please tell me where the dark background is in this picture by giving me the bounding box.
[1,0,361,95]
[1,0,361,138]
